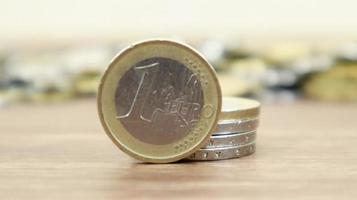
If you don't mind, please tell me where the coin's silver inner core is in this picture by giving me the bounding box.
[115,57,204,145]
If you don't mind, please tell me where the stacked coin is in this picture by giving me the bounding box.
[187,97,260,161]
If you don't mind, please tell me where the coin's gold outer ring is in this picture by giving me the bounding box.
[219,97,261,120]
[97,39,222,163]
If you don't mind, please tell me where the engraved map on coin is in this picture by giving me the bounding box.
[115,57,204,145]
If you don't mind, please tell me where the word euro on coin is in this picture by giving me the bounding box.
[97,40,222,163]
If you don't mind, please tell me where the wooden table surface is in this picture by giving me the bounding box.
[1,99,357,200]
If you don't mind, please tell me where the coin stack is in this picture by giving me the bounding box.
[97,39,261,163]
[187,97,260,161]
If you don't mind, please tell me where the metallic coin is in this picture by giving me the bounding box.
[213,118,259,135]
[220,97,260,120]
[303,65,357,101]
[203,130,256,148]
[97,39,222,163]
[186,142,256,161]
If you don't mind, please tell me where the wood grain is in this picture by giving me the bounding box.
[1,99,357,200]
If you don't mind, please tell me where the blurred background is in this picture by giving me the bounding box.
[1,0,357,107]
